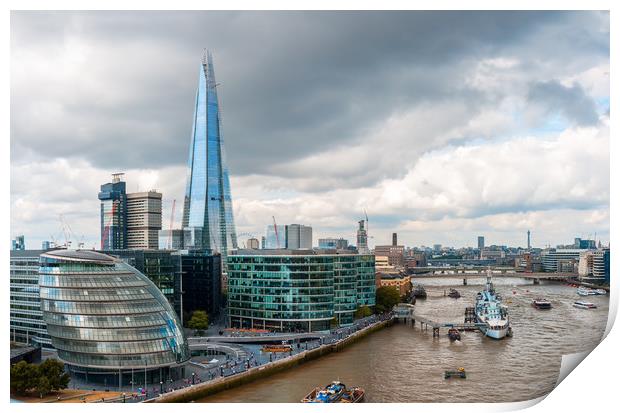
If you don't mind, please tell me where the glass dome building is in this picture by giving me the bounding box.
[39,249,189,385]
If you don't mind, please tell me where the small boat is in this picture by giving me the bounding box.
[444,367,466,379]
[532,298,552,309]
[573,301,597,309]
[412,285,427,299]
[301,381,364,403]
[577,287,599,296]
[448,328,461,341]
[595,289,607,295]
[448,289,461,299]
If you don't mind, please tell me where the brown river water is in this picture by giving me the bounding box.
[198,279,609,403]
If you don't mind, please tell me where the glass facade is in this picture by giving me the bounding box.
[39,250,189,372]
[98,180,127,250]
[227,252,375,332]
[182,51,237,262]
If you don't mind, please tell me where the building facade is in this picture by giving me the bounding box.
[181,51,238,261]
[318,238,349,250]
[374,245,405,267]
[99,173,128,250]
[478,236,485,250]
[356,220,369,254]
[176,252,222,322]
[227,250,375,332]
[12,235,25,251]
[285,224,313,249]
[541,248,586,272]
[158,229,187,250]
[39,249,189,385]
[126,191,162,250]
[10,250,53,348]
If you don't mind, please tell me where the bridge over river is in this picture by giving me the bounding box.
[410,270,576,285]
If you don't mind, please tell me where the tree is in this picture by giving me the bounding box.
[37,376,52,398]
[38,359,69,392]
[330,317,339,328]
[355,306,373,319]
[11,361,40,395]
[375,286,400,313]
[188,310,209,333]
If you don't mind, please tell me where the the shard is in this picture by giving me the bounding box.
[182,50,238,260]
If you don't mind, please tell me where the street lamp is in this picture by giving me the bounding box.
[160,381,163,394]
[192,372,195,385]
[122,393,126,403]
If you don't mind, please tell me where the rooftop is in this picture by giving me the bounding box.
[41,249,117,264]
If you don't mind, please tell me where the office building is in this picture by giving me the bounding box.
[392,233,398,246]
[592,248,610,284]
[246,238,260,249]
[284,224,313,249]
[181,51,238,261]
[126,191,162,249]
[104,249,182,319]
[376,274,412,297]
[478,236,485,250]
[158,229,186,250]
[318,238,349,249]
[574,238,596,249]
[39,249,189,385]
[41,240,53,250]
[356,220,369,254]
[541,249,584,272]
[227,249,375,331]
[264,225,286,249]
[375,244,405,267]
[10,250,53,348]
[12,235,25,251]
[98,173,128,250]
[527,230,531,250]
[176,252,222,322]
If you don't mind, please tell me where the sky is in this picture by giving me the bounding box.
[10,11,610,250]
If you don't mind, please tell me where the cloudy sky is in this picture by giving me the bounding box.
[10,11,610,250]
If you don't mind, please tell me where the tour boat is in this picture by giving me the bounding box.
[475,270,510,339]
[531,298,552,310]
[573,301,597,309]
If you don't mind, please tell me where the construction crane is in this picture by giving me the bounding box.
[272,216,280,249]
[167,199,176,249]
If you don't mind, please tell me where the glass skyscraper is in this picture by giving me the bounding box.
[182,51,237,261]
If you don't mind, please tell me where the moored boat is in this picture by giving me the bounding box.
[412,285,427,299]
[448,328,461,341]
[448,288,461,299]
[301,381,364,403]
[475,269,510,339]
[573,301,597,309]
[444,367,466,379]
[532,298,552,309]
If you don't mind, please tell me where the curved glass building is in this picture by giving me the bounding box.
[39,249,189,385]
[227,250,376,331]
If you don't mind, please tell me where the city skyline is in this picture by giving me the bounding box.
[10,11,610,249]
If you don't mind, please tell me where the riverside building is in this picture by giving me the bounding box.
[227,249,375,332]
[38,249,189,385]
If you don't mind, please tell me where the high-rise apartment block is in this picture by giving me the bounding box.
[126,191,162,249]
[478,236,485,250]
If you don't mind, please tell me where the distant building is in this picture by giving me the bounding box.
[158,229,186,250]
[541,249,584,272]
[578,250,594,276]
[356,220,370,254]
[12,235,25,251]
[480,248,505,261]
[392,233,398,246]
[264,224,286,249]
[374,244,405,267]
[477,236,485,250]
[285,224,313,249]
[41,240,52,250]
[433,244,442,252]
[98,173,128,250]
[574,238,596,249]
[126,191,162,250]
[246,238,260,249]
[376,274,412,297]
[228,249,375,330]
[318,238,349,249]
[592,248,610,284]
[527,230,531,249]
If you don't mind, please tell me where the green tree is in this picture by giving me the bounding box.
[37,376,52,398]
[330,317,339,328]
[355,306,373,319]
[375,286,400,313]
[10,361,40,395]
[38,359,69,392]
[188,310,209,333]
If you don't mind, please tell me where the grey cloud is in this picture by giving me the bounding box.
[11,11,608,178]
[527,80,600,126]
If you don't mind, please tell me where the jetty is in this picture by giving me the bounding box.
[394,304,485,337]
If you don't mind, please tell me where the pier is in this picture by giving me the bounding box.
[394,304,485,337]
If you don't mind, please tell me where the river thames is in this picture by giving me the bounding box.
[198,278,608,403]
